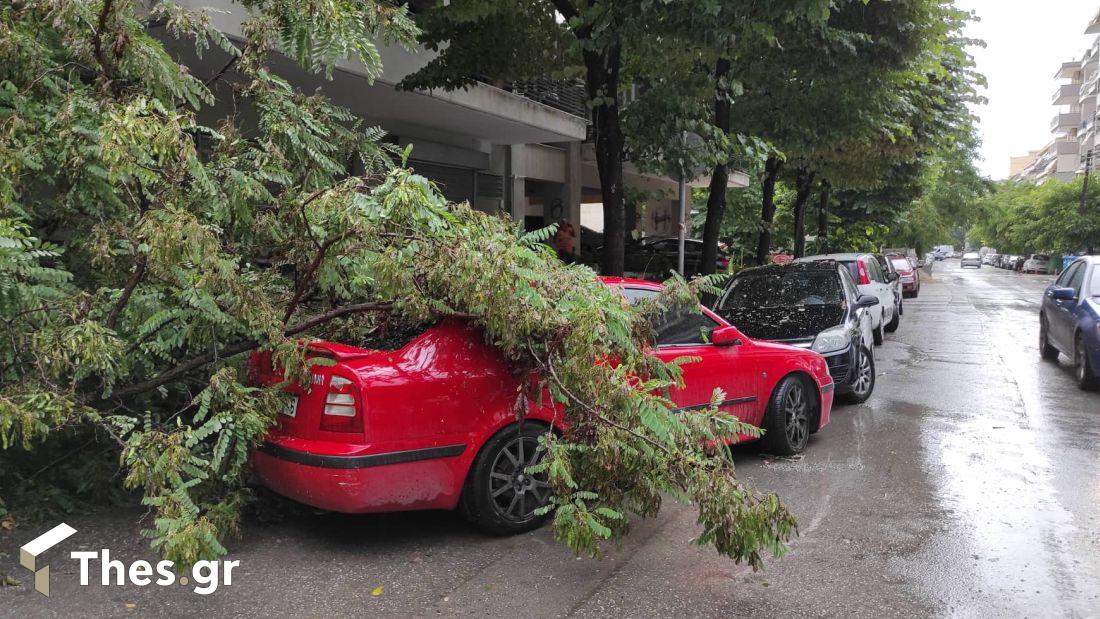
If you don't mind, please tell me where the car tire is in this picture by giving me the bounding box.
[841,346,875,404]
[1075,334,1099,391]
[885,304,901,333]
[460,423,552,536]
[872,314,885,345]
[761,375,814,455]
[1039,316,1059,361]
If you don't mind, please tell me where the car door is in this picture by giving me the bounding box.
[1049,261,1086,350]
[864,258,894,322]
[623,287,760,424]
[840,268,873,350]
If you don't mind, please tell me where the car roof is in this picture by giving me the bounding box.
[734,262,840,276]
[597,276,662,289]
[798,253,868,261]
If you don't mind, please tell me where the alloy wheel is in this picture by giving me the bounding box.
[783,382,810,448]
[853,352,873,396]
[488,435,551,523]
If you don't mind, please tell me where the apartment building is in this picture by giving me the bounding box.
[1012,9,1100,183]
[161,2,747,252]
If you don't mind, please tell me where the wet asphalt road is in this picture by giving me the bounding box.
[2,260,1099,618]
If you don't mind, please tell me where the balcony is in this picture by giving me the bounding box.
[1056,61,1082,80]
[1052,111,1081,132]
[1053,83,1081,105]
[1054,139,1080,155]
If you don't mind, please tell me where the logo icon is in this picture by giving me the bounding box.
[20,523,77,596]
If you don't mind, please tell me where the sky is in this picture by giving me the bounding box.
[958,0,1099,179]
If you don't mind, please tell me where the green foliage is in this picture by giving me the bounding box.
[969,178,1100,255]
[1,0,796,571]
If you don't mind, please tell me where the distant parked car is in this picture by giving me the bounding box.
[888,255,921,298]
[998,255,1017,269]
[714,263,878,403]
[961,252,981,268]
[611,237,730,279]
[1039,256,1100,390]
[1024,254,1051,274]
[796,253,900,344]
[983,253,999,266]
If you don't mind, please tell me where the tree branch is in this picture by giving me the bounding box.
[92,0,116,79]
[282,233,348,324]
[105,254,147,329]
[108,302,394,400]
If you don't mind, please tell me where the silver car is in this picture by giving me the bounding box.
[961,252,981,268]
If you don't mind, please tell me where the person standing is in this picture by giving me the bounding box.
[555,220,576,263]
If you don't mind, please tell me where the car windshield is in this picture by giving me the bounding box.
[721,270,842,309]
[890,258,911,271]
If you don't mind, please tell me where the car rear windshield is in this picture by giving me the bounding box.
[837,260,860,283]
[721,270,842,309]
[1032,254,1050,261]
[963,253,979,259]
[890,258,911,271]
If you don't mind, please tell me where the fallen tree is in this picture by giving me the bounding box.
[0,0,795,568]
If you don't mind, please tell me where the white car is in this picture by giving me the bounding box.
[796,253,899,345]
[960,252,981,268]
[1023,254,1051,274]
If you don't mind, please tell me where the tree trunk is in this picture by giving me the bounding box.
[791,168,815,258]
[701,57,732,276]
[583,40,626,276]
[817,179,830,254]
[755,156,782,265]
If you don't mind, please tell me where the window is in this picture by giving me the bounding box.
[1056,262,1081,287]
[865,259,884,283]
[1068,262,1087,294]
[838,260,860,283]
[839,268,860,302]
[622,287,719,346]
[720,270,843,309]
[890,258,912,272]
[1091,265,1100,297]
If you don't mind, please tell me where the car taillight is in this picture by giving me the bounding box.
[857,261,870,285]
[320,376,363,433]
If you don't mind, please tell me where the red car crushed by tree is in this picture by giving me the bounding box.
[249,278,835,535]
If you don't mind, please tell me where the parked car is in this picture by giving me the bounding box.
[1039,256,1100,390]
[998,255,1016,269]
[1024,254,1051,274]
[713,263,878,403]
[875,253,905,314]
[961,252,982,268]
[888,254,921,298]
[249,277,836,534]
[983,253,999,266]
[796,253,900,344]
[608,237,729,278]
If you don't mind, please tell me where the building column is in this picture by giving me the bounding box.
[565,141,583,255]
[507,145,527,221]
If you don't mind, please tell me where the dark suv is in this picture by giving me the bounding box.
[713,262,879,403]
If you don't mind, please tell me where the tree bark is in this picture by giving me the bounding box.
[755,156,782,265]
[582,38,626,276]
[701,57,731,276]
[791,168,816,258]
[817,179,830,253]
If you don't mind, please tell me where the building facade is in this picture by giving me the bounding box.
[1011,8,1100,183]
[163,2,747,254]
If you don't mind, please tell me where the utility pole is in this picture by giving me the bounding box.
[1083,148,1094,255]
[1080,148,1093,216]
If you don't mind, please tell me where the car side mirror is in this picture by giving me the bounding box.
[711,325,744,346]
[885,272,899,283]
[856,294,880,308]
[1049,287,1077,301]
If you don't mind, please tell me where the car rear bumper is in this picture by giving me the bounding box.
[251,440,468,513]
[901,280,918,292]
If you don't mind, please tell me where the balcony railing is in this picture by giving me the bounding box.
[493,79,588,120]
[1054,83,1081,105]
[1052,111,1081,131]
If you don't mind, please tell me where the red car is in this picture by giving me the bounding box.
[250,278,834,535]
[888,255,920,298]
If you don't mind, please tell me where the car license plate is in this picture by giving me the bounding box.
[282,396,298,418]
